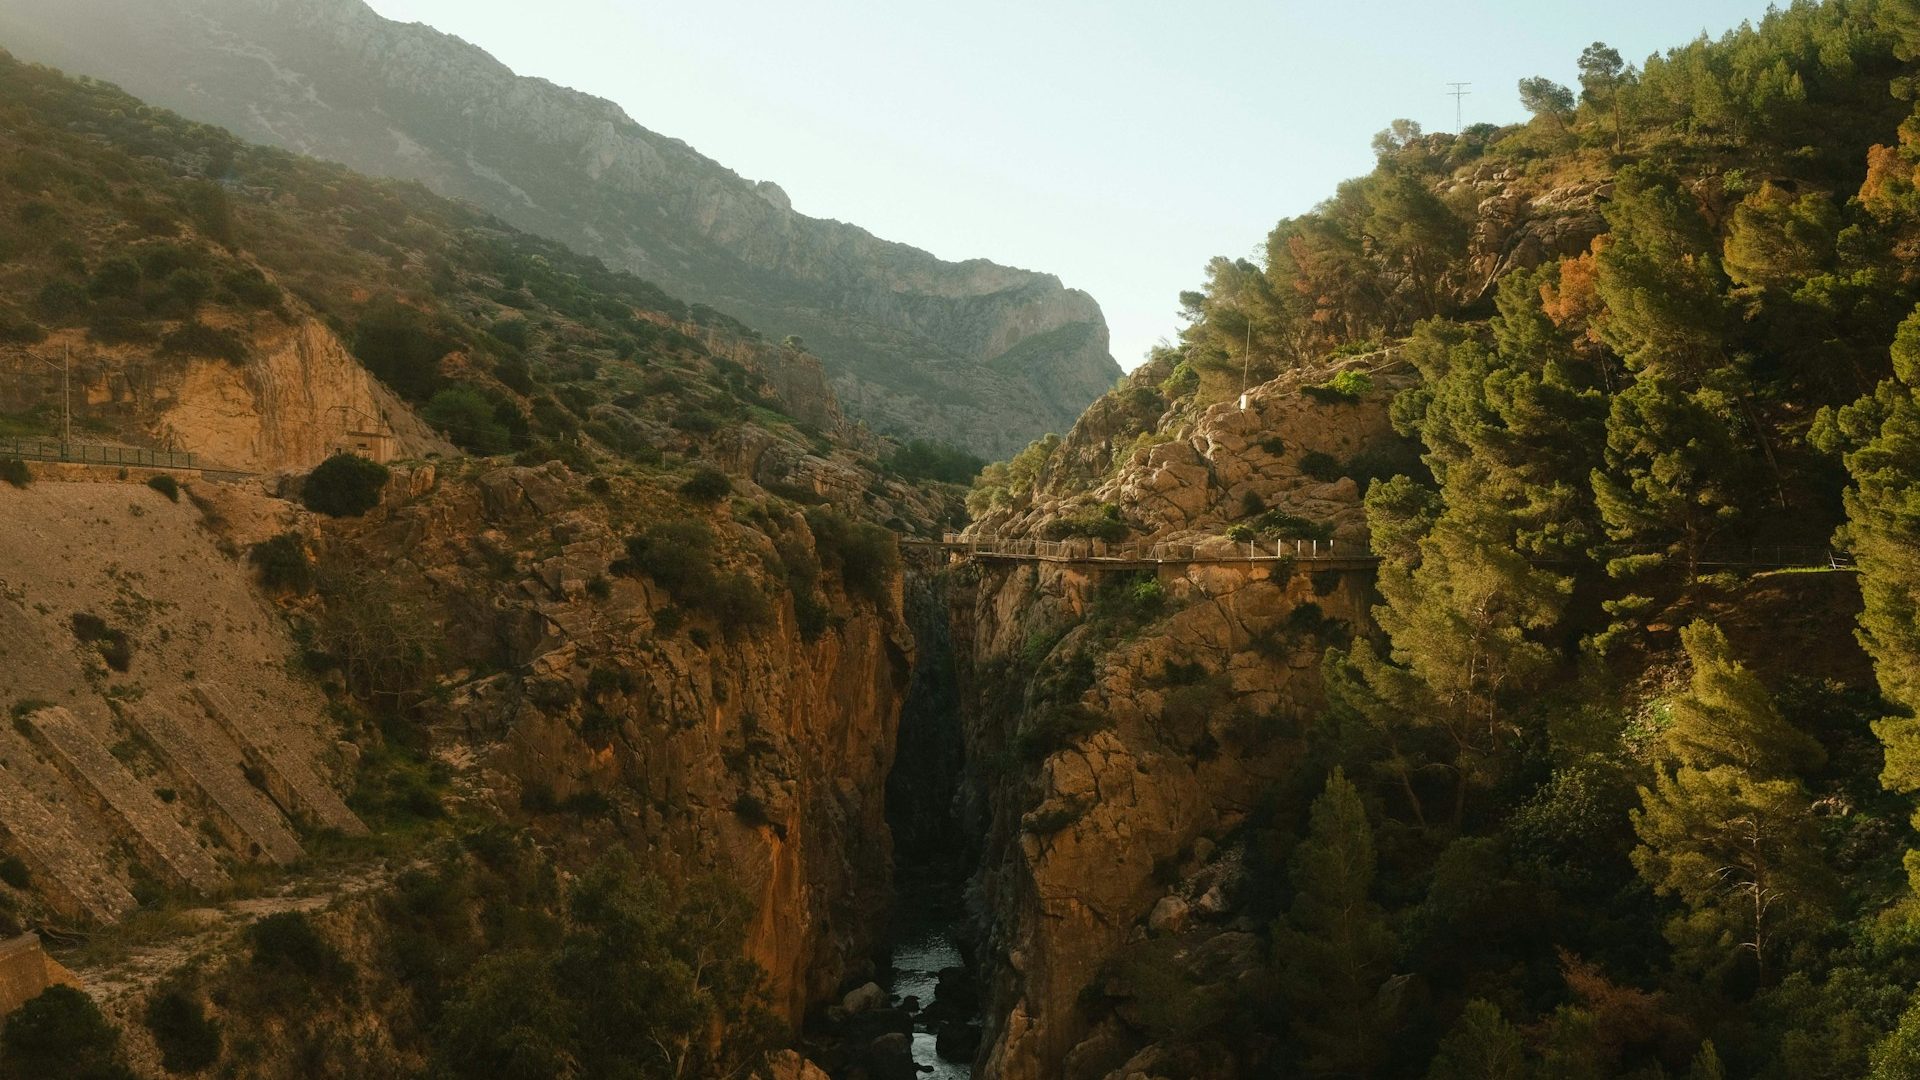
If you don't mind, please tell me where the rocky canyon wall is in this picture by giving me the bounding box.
[947,357,1415,1078]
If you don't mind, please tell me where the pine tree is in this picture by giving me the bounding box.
[1631,622,1829,981]
[1426,999,1526,1080]
[1663,622,1826,776]
[1689,1040,1728,1080]
[1816,303,1920,891]
[1594,166,1730,384]
[1274,768,1398,1075]
[1591,376,1747,578]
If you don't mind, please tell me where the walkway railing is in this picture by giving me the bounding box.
[0,437,195,470]
[904,533,1856,573]
[904,532,1371,567]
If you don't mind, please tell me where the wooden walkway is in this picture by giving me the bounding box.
[902,533,1855,575]
[900,533,1380,572]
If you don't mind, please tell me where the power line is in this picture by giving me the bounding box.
[1446,82,1471,131]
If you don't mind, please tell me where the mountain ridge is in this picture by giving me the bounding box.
[0,0,1120,455]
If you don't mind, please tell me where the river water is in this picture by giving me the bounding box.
[885,861,975,1079]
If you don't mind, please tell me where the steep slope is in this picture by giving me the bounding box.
[930,5,1920,1078]
[0,0,1121,456]
[946,352,1414,1078]
[0,52,973,1079]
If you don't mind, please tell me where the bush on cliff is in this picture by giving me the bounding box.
[249,533,313,593]
[302,453,389,517]
[1,985,134,1080]
[144,986,222,1074]
[805,505,898,604]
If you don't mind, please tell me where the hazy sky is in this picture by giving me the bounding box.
[365,0,1779,370]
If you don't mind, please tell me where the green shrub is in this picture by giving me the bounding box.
[145,474,180,502]
[793,590,830,641]
[1159,360,1200,398]
[1,986,131,1079]
[1251,508,1333,540]
[1015,705,1104,762]
[246,912,349,996]
[219,267,282,310]
[0,458,29,488]
[1299,451,1342,482]
[1089,571,1167,630]
[71,612,132,672]
[423,386,512,455]
[710,572,773,633]
[679,467,732,502]
[158,322,247,363]
[302,453,389,517]
[1259,436,1287,455]
[87,311,158,345]
[491,317,531,351]
[1303,369,1374,402]
[805,506,899,604]
[1042,502,1130,542]
[86,256,143,301]
[144,987,221,1074]
[36,280,88,321]
[620,520,718,603]
[0,306,46,344]
[352,302,454,403]
[248,533,312,593]
[884,439,986,484]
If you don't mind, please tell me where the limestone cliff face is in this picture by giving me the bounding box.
[316,462,913,1026]
[0,0,1122,456]
[948,359,1410,1078]
[0,317,447,474]
[157,317,449,472]
[976,354,1420,551]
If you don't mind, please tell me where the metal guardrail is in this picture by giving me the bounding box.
[0,438,195,470]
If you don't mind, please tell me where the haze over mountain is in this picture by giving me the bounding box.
[0,0,1120,457]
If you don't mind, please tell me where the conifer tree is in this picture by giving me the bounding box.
[1591,377,1747,578]
[1631,622,1828,980]
[1594,166,1730,384]
[1426,999,1525,1080]
[1274,768,1397,1075]
[1816,303,1920,890]
[1689,1040,1728,1080]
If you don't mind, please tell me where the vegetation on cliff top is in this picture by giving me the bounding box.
[970,2,1920,1076]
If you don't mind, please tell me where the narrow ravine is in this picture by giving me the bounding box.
[881,564,982,1076]
[885,858,978,1078]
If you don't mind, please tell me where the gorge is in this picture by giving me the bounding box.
[9,2,1920,1079]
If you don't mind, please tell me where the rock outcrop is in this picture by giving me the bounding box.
[0,0,1123,456]
[310,460,916,1027]
[0,318,449,474]
[946,357,1411,1077]
[156,317,450,472]
[0,480,363,924]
